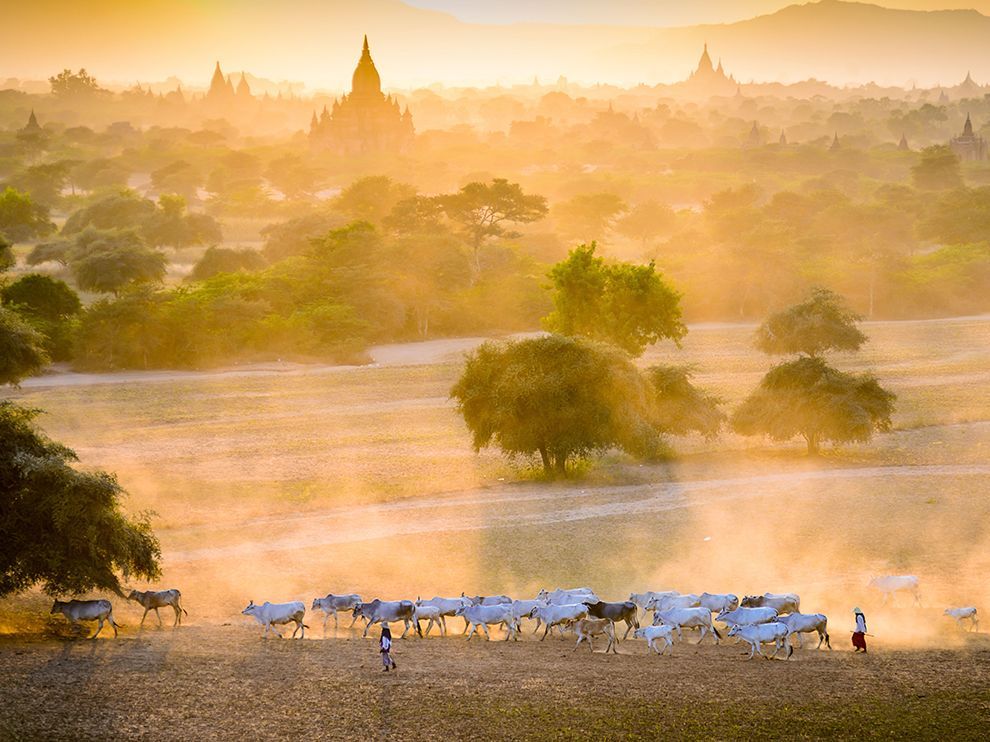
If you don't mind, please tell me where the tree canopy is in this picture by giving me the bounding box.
[911,145,963,190]
[437,178,547,271]
[731,356,895,454]
[0,307,50,386]
[735,288,895,454]
[0,402,161,598]
[188,246,266,282]
[0,187,55,242]
[1,274,81,322]
[451,335,659,474]
[68,229,167,294]
[543,243,686,356]
[451,335,722,474]
[754,287,866,357]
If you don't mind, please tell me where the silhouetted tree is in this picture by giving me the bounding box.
[0,401,161,598]
[437,178,548,274]
[48,68,107,99]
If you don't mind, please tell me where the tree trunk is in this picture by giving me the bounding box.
[538,446,552,475]
[805,433,820,456]
[555,453,568,477]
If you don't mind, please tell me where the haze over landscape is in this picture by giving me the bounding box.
[1,1,989,739]
[3,1,990,88]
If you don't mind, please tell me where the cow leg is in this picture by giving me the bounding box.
[140,608,149,627]
[91,618,104,640]
[363,619,374,639]
[323,613,331,635]
[796,631,804,649]
[155,608,163,627]
[465,623,477,641]
[463,617,470,635]
[482,623,491,641]
[622,621,633,641]
[172,605,181,627]
[540,623,551,641]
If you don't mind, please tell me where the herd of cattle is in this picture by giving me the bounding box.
[48,574,980,659]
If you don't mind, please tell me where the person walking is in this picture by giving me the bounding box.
[380,625,397,671]
[852,607,868,653]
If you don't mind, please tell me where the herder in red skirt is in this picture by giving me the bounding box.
[852,607,868,653]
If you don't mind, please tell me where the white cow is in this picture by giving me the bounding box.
[716,606,779,627]
[699,592,739,614]
[413,604,445,637]
[634,625,675,656]
[416,596,471,633]
[652,607,721,645]
[242,600,307,639]
[572,618,617,654]
[127,589,187,627]
[311,593,362,632]
[741,593,801,615]
[629,591,679,618]
[508,599,547,634]
[50,599,121,639]
[354,600,419,639]
[944,607,979,631]
[462,592,513,606]
[540,588,599,606]
[728,622,793,660]
[648,593,702,613]
[455,604,518,641]
[777,612,831,649]
[528,603,590,640]
[869,575,921,606]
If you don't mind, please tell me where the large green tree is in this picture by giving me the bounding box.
[543,243,685,356]
[0,402,161,597]
[451,335,659,475]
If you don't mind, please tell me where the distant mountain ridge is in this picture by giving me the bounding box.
[1,0,988,89]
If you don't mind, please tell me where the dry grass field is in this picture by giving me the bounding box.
[2,317,990,739]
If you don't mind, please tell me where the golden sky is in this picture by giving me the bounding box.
[2,1,988,90]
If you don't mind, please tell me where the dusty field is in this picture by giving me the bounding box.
[3,317,990,738]
[1,626,989,740]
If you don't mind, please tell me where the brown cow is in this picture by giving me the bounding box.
[583,600,640,640]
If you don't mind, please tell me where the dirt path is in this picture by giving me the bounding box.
[17,336,507,390]
[166,462,990,564]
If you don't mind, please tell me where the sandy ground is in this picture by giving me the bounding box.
[1,625,988,740]
[4,317,990,738]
